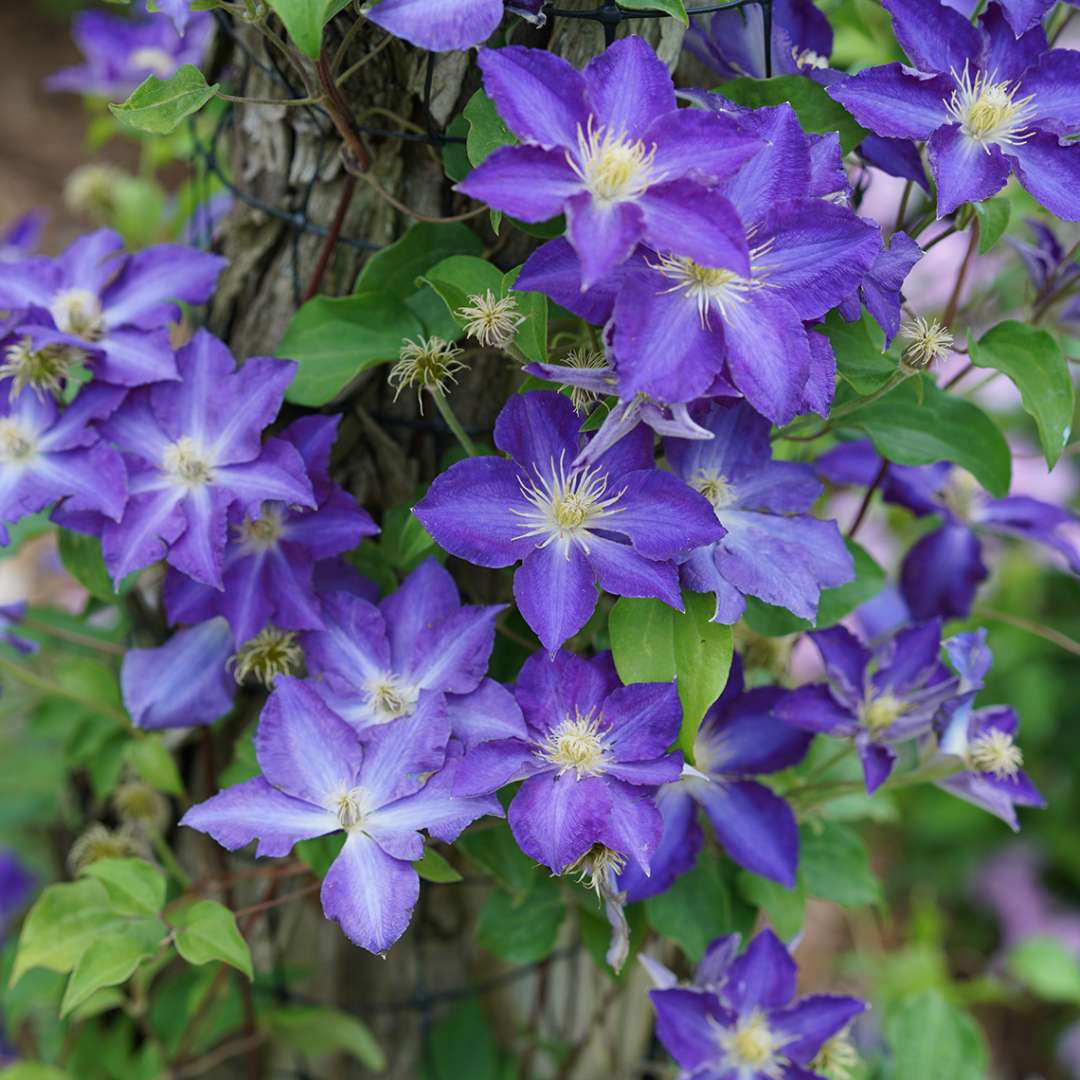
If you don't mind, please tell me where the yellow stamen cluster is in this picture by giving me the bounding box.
[456,290,525,349]
[968,727,1024,778]
[568,843,627,898]
[569,116,658,204]
[333,787,369,830]
[692,468,738,514]
[900,315,953,371]
[64,163,129,220]
[0,418,36,463]
[538,707,610,778]
[364,672,419,723]
[230,626,304,687]
[716,1010,787,1076]
[162,436,215,488]
[237,507,285,552]
[389,336,467,411]
[863,691,905,734]
[944,63,1036,150]
[130,46,179,77]
[50,288,105,342]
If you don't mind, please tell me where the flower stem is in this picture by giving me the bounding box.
[149,828,192,889]
[0,653,128,724]
[430,386,478,457]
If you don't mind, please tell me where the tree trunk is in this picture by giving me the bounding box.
[208,8,685,1076]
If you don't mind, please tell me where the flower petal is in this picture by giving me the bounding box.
[456,146,582,222]
[828,64,950,140]
[507,771,609,872]
[928,124,1011,218]
[514,540,597,655]
[583,35,676,137]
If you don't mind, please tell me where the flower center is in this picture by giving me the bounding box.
[49,288,105,342]
[652,239,773,328]
[692,469,737,514]
[130,46,179,77]
[719,1011,786,1074]
[332,787,370,830]
[364,673,419,723]
[570,116,658,204]
[0,418,36,463]
[1,337,84,399]
[944,63,1036,149]
[511,451,626,553]
[968,728,1023,779]
[940,469,980,522]
[793,47,829,70]
[538,707,610,778]
[162,436,214,488]
[237,507,285,552]
[863,691,905,734]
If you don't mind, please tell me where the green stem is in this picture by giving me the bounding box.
[430,386,478,457]
[149,829,192,889]
[0,653,128,724]
[213,89,326,107]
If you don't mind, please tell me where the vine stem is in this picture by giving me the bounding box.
[942,218,979,328]
[847,459,889,539]
[301,173,357,303]
[430,386,479,456]
[19,615,127,656]
[975,606,1080,658]
[0,653,128,724]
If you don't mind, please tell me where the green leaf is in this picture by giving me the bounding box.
[737,872,805,938]
[799,824,882,907]
[475,878,566,964]
[969,320,1074,469]
[279,293,423,406]
[125,736,185,797]
[354,221,483,300]
[502,266,548,363]
[713,76,868,153]
[672,593,733,755]
[12,879,135,983]
[973,196,1010,254]
[610,594,733,755]
[169,900,253,980]
[414,847,463,884]
[109,65,218,134]
[378,504,437,571]
[645,854,733,962]
[463,89,516,167]
[60,926,164,1017]
[420,997,502,1080]
[82,859,166,917]
[264,1005,386,1070]
[885,990,989,1080]
[844,377,1012,497]
[0,1066,71,1080]
[1007,936,1080,1004]
[457,824,541,897]
[819,311,894,395]
[295,832,345,878]
[617,0,688,22]
[609,597,676,683]
[57,530,118,601]
[265,0,332,58]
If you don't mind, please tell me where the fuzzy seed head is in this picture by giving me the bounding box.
[230,626,303,687]
[68,824,147,874]
[64,163,129,219]
[456,290,525,349]
[389,336,467,410]
[810,1031,860,1080]
[900,315,953,371]
[1,337,84,400]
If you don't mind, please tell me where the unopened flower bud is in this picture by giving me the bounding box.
[388,336,467,411]
[229,625,303,687]
[899,315,953,371]
[456,289,525,349]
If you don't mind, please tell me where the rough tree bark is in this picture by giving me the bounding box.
[207,7,684,1076]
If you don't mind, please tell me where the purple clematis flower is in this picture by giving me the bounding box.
[0,603,37,656]
[817,439,1080,620]
[666,401,854,624]
[0,379,125,544]
[453,649,683,875]
[300,558,503,734]
[99,329,314,588]
[776,620,959,792]
[364,0,545,51]
[829,0,1080,219]
[640,933,743,995]
[0,212,45,262]
[414,391,723,654]
[47,7,213,98]
[1009,218,1080,328]
[0,851,33,940]
[0,229,225,387]
[650,929,866,1080]
[931,631,1044,829]
[457,37,763,287]
[523,98,882,424]
[121,617,235,731]
[620,656,811,899]
[943,0,1059,39]
[163,416,377,644]
[182,677,501,954]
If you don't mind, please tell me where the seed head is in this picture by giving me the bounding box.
[230,626,304,687]
[456,290,525,349]
[0,337,85,400]
[64,163,129,220]
[113,779,170,833]
[389,336,467,411]
[810,1031,860,1080]
[900,315,953,371]
[68,824,147,874]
